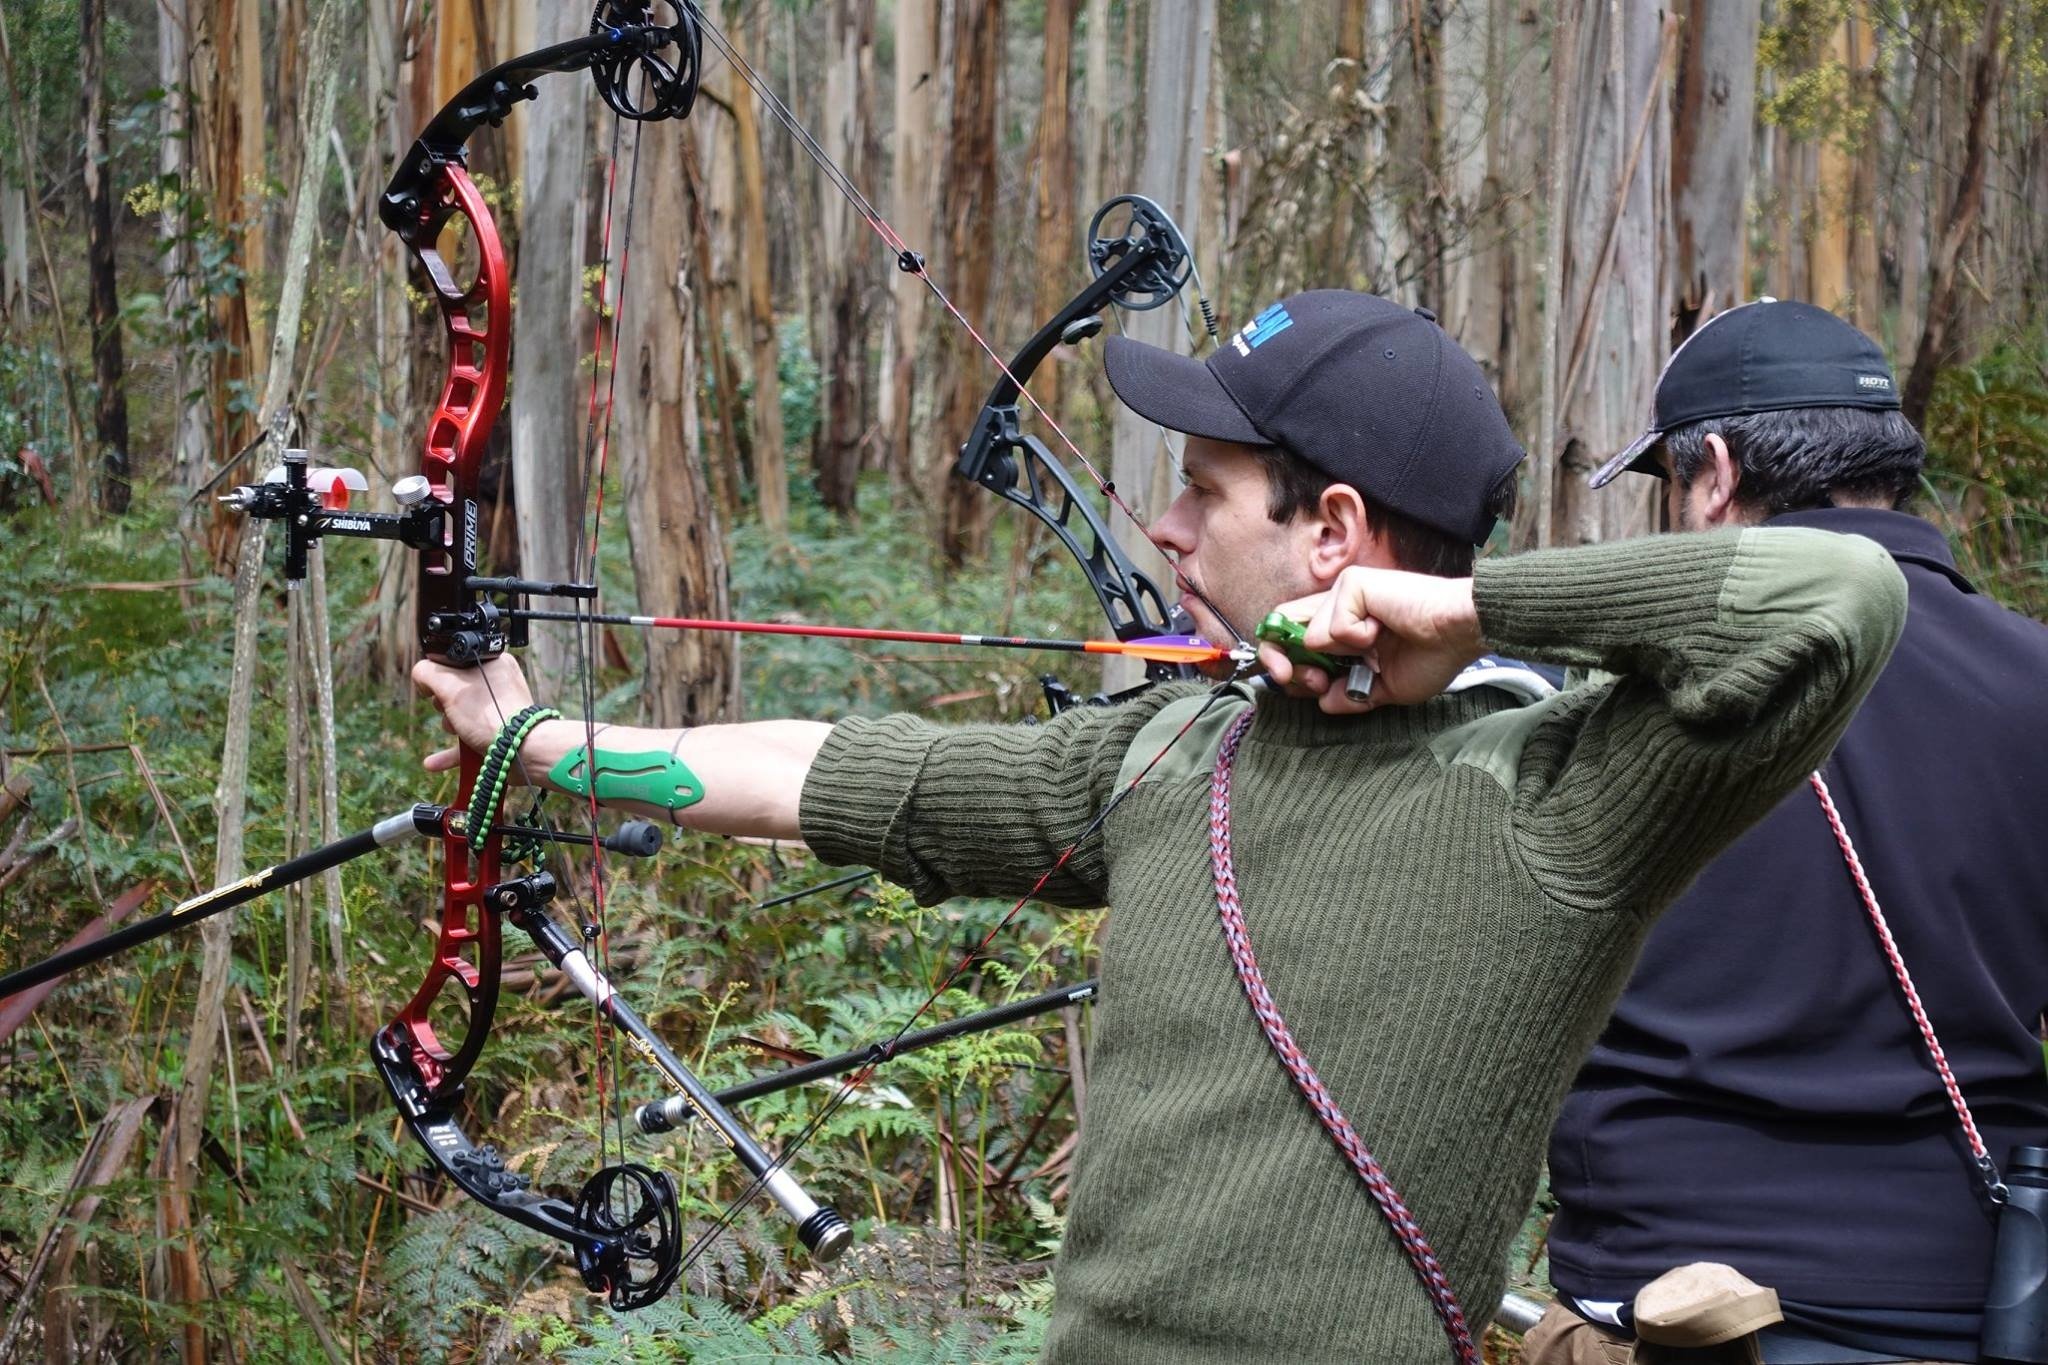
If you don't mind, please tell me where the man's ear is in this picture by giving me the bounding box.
[1309,482,1379,581]
[1697,432,1742,526]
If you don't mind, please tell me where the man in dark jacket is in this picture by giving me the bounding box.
[1526,300,2048,1365]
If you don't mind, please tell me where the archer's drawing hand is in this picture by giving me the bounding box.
[414,653,537,772]
[1260,568,1483,714]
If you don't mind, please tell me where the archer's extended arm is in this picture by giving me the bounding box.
[415,654,829,840]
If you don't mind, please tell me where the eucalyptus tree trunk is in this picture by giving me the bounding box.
[234,0,266,369]
[1082,0,1112,208]
[1440,0,1496,375]
[195,0,256,561]
[1104,0,1214,689]
[1494,0,1544,429]
[815,0,873,515]
[1364,0,1407,292]
[0,172,22,328]
[618,117,738,727]
[1398,0,1446,308]
[884,0,940,482]
[1327,0,1368,279]
[934,0,1002,565]
[1670,0,1760,341]
[510,0,591,698]
[1903,0,2004,427]
[1891,9,1938,352]
[681,133,741,526]
[1538,0,1671,549]
[159,0,211,498]
[1809,10,1878,324]
[730,10,790,538]
[365,0,420,689]
[81,0,130,514]
[1843,18,1884,338]
[1032,0,1079,421]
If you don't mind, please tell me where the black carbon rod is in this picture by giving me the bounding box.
[0,807,436,1000]
[635,978,1100,1132]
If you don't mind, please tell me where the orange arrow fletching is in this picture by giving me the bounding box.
[1083,637,1234,665]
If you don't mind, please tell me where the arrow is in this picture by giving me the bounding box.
[504,610,1239,668]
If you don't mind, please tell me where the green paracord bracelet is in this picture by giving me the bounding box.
[467,705,562,853]
[548,743,706,813]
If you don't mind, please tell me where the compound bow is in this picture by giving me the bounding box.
[223,3,869,1309]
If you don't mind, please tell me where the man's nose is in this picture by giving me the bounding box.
[1148,492,1195,556]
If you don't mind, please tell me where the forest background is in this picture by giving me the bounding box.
[2,0,2046,1361]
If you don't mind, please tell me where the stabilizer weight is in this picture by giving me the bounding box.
[798,1206,854,1262]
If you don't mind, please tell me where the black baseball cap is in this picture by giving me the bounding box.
[1103,289,1524,545]
[1589,299,1903,489]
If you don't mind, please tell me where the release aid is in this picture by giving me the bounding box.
[1255,611,1376,703]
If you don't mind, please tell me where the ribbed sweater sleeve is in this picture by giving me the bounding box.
[797,683,1199,908]
[1472,526,1907,914]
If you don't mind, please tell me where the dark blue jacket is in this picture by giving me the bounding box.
[1547,509,2048,1347]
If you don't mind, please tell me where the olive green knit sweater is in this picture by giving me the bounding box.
[798,528,1906,1363]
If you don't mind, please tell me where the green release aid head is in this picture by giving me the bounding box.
[1255,611,1340,672]
[1254,610,1377,703]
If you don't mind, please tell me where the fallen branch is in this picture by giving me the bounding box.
[0,880,154,1044]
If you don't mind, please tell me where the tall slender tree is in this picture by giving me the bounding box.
[510,0,592,696]
[816,0,874,514]
[1538,0,1673,549]
[883,0,940,484]
[1031,0,1079,422]
[1105,0,1215,689]
[934,0,1002,564]
[731,6,790,538]
[1903,0,2005,426]
[1670,0,1761,340]
[619,116,738,727]
[80,0,129,513]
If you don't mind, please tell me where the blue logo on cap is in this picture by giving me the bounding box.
[1232,301,1293,357]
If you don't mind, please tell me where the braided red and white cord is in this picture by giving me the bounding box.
[1809,769,2001,1195]
[1208,709,1479,1363]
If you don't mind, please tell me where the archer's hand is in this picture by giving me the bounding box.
[414,653,537,773]
[1258,568,1484,714]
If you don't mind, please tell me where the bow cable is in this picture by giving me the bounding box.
[577,44,657,1255]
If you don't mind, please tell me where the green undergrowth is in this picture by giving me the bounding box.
[1921,326,2048,616]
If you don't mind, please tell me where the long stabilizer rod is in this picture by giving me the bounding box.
[0,807,435,1000]
[634,978,1102,1132]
